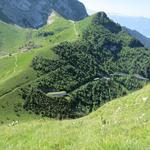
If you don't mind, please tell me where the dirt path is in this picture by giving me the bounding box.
[70,20,78,37]
[13,55,18,73]
[0,52,18,59]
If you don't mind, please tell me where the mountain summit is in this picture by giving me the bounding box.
[0,0,88,28]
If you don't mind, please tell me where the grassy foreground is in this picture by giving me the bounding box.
[1,85,150,150]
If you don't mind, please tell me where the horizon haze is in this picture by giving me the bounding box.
[80,0,150,18]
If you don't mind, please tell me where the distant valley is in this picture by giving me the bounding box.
[110,15,150,37]
[123,27,150,48]
[109,15,150,48]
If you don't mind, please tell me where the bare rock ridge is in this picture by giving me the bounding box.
[0,0,88,28]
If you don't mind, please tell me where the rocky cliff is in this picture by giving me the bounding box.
[0,0,88,28]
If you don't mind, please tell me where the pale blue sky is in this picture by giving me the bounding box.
[80,0,150,18]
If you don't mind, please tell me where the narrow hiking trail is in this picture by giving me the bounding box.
[73,21,78,37]
[0,52,18,59]
[13,54,18,73]
[70,20,78,37]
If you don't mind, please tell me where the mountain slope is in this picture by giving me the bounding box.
[0,0,88,28]
[0,12,82,124]
[1,85,150,150]
[1,10,150,150]
[20,12,150,119]
[0,21,30,54]
[123,27,150,48]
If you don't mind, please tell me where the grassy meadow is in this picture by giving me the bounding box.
[0,85,150,150]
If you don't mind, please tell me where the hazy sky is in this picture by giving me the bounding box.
[79,0,150,18]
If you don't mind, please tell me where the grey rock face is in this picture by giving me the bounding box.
[52,0,88,21]
[0,0,88,28]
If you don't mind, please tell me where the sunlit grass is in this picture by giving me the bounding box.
[1,85,150,149]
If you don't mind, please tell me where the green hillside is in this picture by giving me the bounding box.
[0,12,77,86]
[20,12,150,119]
[0,12,79,123]
[0,85,150,150]
[0,21,29,54]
